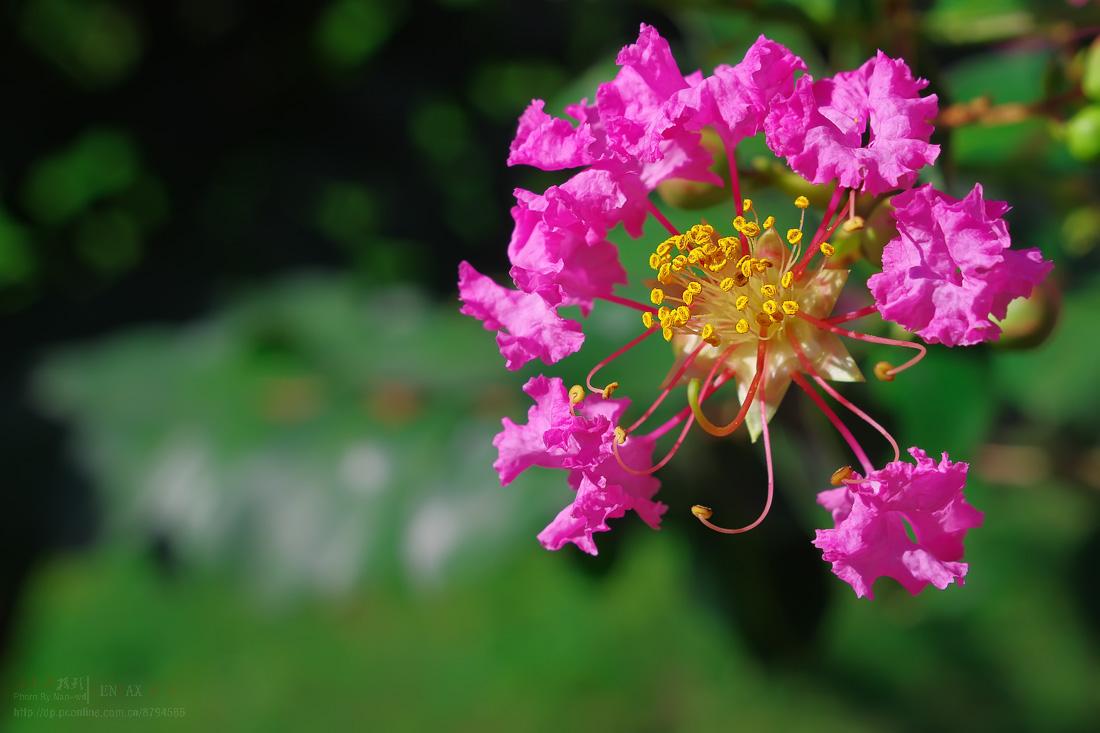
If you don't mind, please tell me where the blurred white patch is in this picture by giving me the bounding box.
[340,441,390,497]
[141,433,221,549]
[404,497,463,587]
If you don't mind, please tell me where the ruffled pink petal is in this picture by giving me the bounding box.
[765,51,939,195]
[507,99,599,170]
[540,432,666,556]
[867,184,1053,346]
[457,262,584,371]
[813,447,983,599]
[492,376,629,486]
[658,36,806,146]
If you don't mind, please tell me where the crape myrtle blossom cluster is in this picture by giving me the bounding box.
[458,24,1052,598]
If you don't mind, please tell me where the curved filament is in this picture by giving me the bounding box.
[626,343,705,433]
[792,372,874,475]
[796,311,927,377]
[647,200,680,237]
[787,331,900,463]
[693,359,775,534]
[586,327,656,393]
[613,369,735,476]
[687,341,766,437]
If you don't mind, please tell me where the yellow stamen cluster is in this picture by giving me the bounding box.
[640,197,815,347]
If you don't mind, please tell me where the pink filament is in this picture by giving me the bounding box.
[792,372,875,475]
[722,138,750,250]
[688,341,765,437]
[647,200,680,237]
[598,293,654,313]
[786,331,900,463]
[827,304,879,325]
[585,327,657,393]
[694,355,775,534]
[613,366,735,476]
[626,343,705,433]
[796,312,927,377]
[794,186,845,278]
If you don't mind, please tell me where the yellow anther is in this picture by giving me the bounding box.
[687,249,702,264]
[735,319,750,334]
[732,215,747,232]
[672,255,688,271]
[614,426,628,445]
[753,259,769,273]
[830,465,853,486]
[601,382,619,399]
[820,242,836,257]
[762,299,778,315]
[735,295,749,310]
[761,284,777,298]
[675,234,690,252]
[700,323,714,340]
[675,305,691,323]
[569,384,585,405]
[650,288,664,305]
[874,361,896,382]
[762,215,775,229]
[682,290,694,306]
[686,281,703,295]
[648,252,661,270]
[781,271,794,289]
[741,221,760,238]
[842,216,865,232]
[642,311,654,329]
[786,228,803,245]
[662,326,674,341]
[794,195,810,209]
[691,504,713,520]
[657,306,670,321]
[707,259,727,272]
[658,262,672,284]
[656,241,673,256]
[741,259,754,278]
[781,300,799,315]
[742,199,753,212]
[720,277,735,292]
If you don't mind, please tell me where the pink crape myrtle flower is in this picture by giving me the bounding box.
[460,23,1052,597]
[765,51,940,196]
[814,449,984,599]
[494,376,665,555]
[868,184,1053,346]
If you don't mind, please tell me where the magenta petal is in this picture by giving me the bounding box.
[457,262,584,371]
[508,99,599,170]
[813,447,983,599]
[492,376,629,486]
[659,35,806,146]
[765,51,939,195]
[868,184,1053,346]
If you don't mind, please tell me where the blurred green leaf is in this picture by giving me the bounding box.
[22,129,141,226]
[20,0,142,88]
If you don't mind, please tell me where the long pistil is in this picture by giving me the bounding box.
[691,357,774,534]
